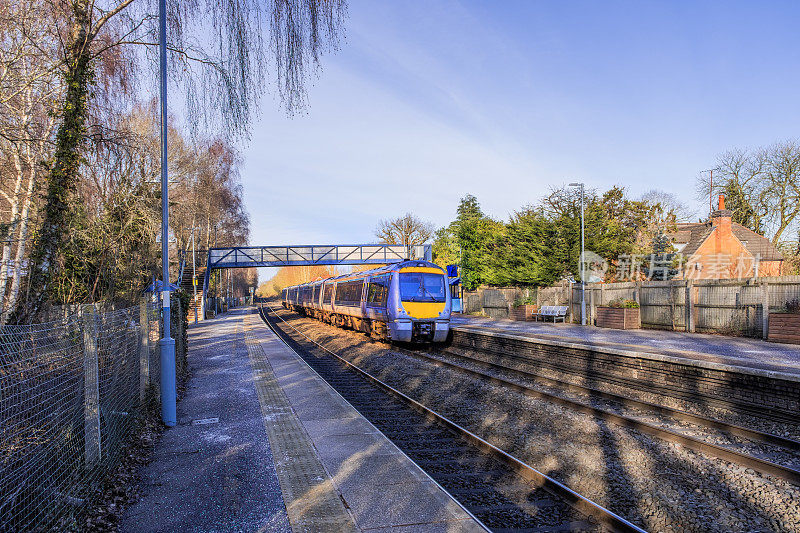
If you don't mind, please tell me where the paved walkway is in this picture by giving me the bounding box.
[452,314,800,376]
[121,309,291,533]
[122,308,483,533]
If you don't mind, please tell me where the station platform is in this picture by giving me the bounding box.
[122,308,484,533]
[452,314,800,378]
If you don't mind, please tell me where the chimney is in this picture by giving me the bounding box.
[711,193,733,243]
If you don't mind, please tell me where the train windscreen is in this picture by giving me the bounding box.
[399,272,446,303]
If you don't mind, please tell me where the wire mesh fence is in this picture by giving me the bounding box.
[0,296,188,531]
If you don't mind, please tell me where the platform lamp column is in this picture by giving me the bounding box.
[190,226,198,324]
[158,0,176,427]
[569,182,586,326]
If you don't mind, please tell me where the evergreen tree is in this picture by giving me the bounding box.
[644,232,678,280]
[432,186,663,290]
[431,227,460,270]
[442,194,505,290]
[501,207,558,286]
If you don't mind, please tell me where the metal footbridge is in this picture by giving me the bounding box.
[201,244,432,316]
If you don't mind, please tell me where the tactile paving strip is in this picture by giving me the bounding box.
[242,321,357,533]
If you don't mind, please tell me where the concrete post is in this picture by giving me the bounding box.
[687,280,697,333]
[762,281,770,340]
[670,282,677,331]
[153,310,161,402]
[567,282,574,323]
[589,286,596,326]
[81,305,101,467]
[139,301,150,404]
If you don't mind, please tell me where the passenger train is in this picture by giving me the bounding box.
[281,260,451,343]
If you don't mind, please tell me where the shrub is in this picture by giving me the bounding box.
[784,299,800,314]
[514,295,535,307]
[607,298,639,309]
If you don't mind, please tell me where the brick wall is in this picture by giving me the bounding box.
[451,329,800,419]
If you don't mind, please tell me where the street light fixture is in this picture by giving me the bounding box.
[569,182,586,326]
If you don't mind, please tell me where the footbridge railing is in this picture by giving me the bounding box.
[201,244,432,317]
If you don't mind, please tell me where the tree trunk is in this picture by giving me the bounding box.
[2,159,37,324]
[15,2,93,321]
[0,148,25,304]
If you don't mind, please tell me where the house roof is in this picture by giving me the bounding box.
[670,222,784,261]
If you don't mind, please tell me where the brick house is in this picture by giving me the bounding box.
[669,195,784,279]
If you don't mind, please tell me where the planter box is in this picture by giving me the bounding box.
[768,313,800,344]
[510,305,538,321]
[596,307,640,329]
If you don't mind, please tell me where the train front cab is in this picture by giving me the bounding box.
[388,263,450,343]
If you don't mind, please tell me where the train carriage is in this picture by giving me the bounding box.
[281,260,450,343]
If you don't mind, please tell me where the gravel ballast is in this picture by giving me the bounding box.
[271,309,800,533]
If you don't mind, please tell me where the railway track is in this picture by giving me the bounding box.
[449,328,799,425]
[432,346,800,448]
[391,345,800,485]
[259,304,646,533]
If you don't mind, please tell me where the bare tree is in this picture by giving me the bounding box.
[696,148,768,232]
[763,141,800,244]
[375,213,435,257]
[258,264,334,297]
[0,0,62,322]
[20,0,347,320]
[698,141,800,243]
[639,190,694,222]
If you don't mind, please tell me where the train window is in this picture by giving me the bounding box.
[399,272,446,302]
[323,284,333,303]
[335,280,363,306]
[367,276,389,307]
[450,284,460,299]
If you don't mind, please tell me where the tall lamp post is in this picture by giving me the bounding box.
[158,0,176,427]
[702,169,715,216]
[186,226,200,324]
[569,182,586,326]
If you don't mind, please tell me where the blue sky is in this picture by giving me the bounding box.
[240,0,800,250]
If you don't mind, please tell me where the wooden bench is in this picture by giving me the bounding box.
[532,305,568,323]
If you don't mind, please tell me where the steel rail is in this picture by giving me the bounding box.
[433,348,800,451]
[260,304,647,533]
[391,346,800,486]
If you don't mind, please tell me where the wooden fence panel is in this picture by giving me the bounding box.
[693,281,757,335]
[767,280,800,309]
[538,285,568,306]
[462,277,800,338]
